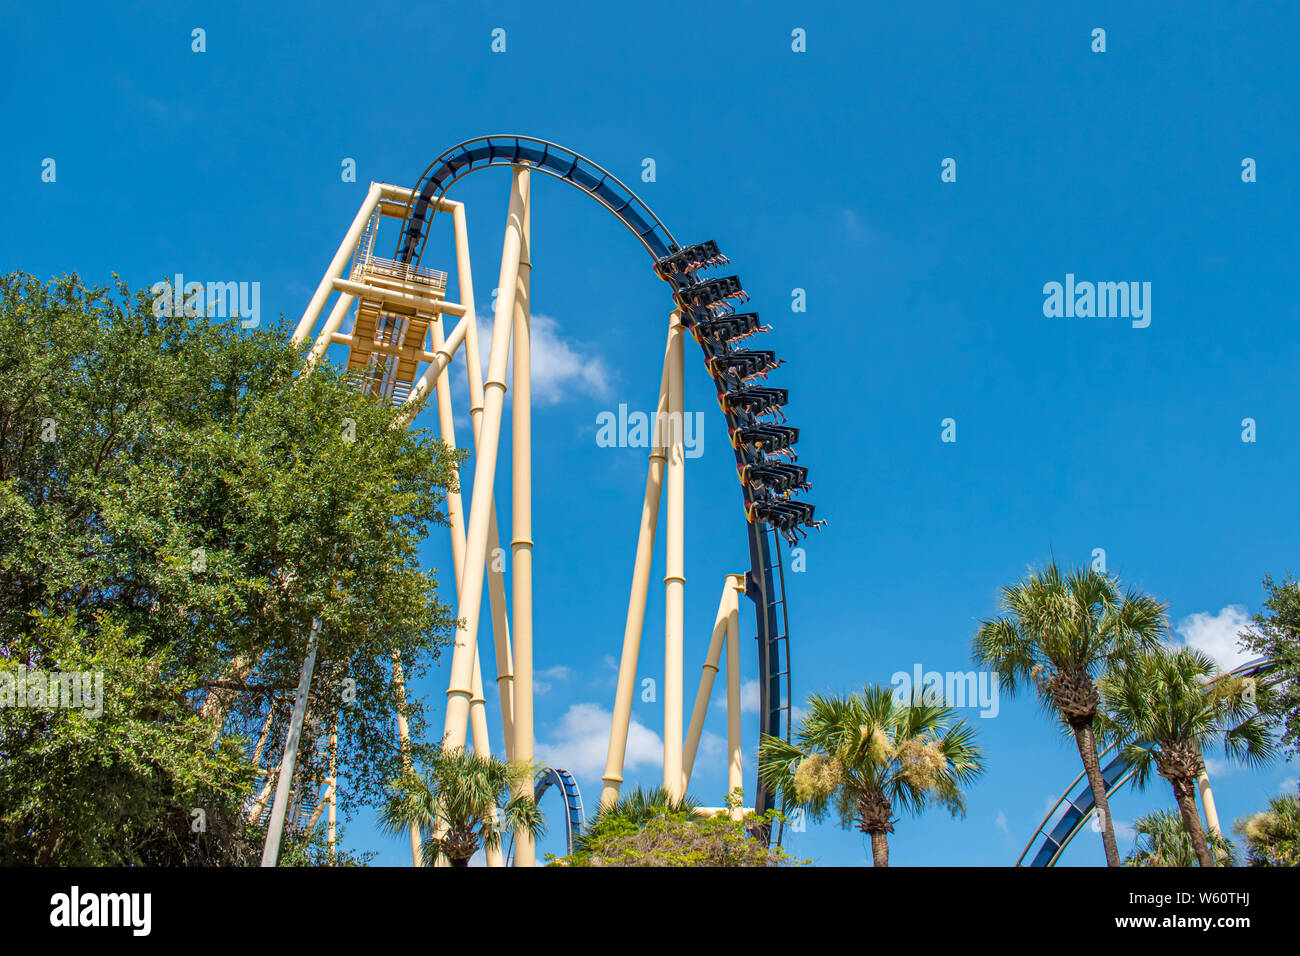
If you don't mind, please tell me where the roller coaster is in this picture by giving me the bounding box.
[236,132,1280,869]
[277,135,821,865]
[258,134,1274,869]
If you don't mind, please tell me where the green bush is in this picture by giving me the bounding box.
[556,802,802,867]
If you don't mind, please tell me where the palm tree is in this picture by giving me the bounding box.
[1233,791,1300,866]
[1101,646,1274,866]
[757,686,983,867]
[973,562,1164,866]
[379,747,544,867]
[1126,809,1237,867]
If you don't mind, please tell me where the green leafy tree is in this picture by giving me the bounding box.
[1240,575,1300,760]
[267,820,374,867]
[1233,790,1300,866]
[1,616,258,863]
[1100,646,1274,866]
[0,272,461,863]
[973,562,1164,866]
[379,747,544,867]
[1125,809,1237,867]
[758,686,983,867]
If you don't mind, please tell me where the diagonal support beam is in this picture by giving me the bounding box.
[682,576,740,789]
[307,292,355,369]
[292,182,384,346]
[600,315,676,809]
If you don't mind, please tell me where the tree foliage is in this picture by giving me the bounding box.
[1240,575,1300,761]
[558,789,794,867]
[758,686,983,866]
[380,747,544,866]
[1125,809,1237,868]
[571,786,698,855]
[1100,646,1273,866]
[0,272,461,863]
[1233,790,1300,867]
[973,562,1164,866]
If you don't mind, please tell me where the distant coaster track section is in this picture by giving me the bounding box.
[507,767,585,863]
[392,135,823,826]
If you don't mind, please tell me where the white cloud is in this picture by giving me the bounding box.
[532,702,734,801]
[535,702,661,778]
[1170,605,1257,669]
[1204,756,1238,779]
[468,311,611,406]
[1091,813,1135,841]
[715,679,761,715]
[534,664,572,696]
[995,810,1011,837]
[697,731,727,766]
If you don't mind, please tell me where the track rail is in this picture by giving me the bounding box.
[508,767,585,862]
[393,136,822,830]
[394,135,678,265]
[1017,656,1280,866]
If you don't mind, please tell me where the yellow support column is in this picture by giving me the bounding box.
[391,651,424,867]
[441,169,528,751]
[510,166,536,866]
[663,310,686,800]
[430,311,503,867]
[453,200,516,757]
[725,574,745,816]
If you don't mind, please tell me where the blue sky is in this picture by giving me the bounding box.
[3,1,1297,866]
